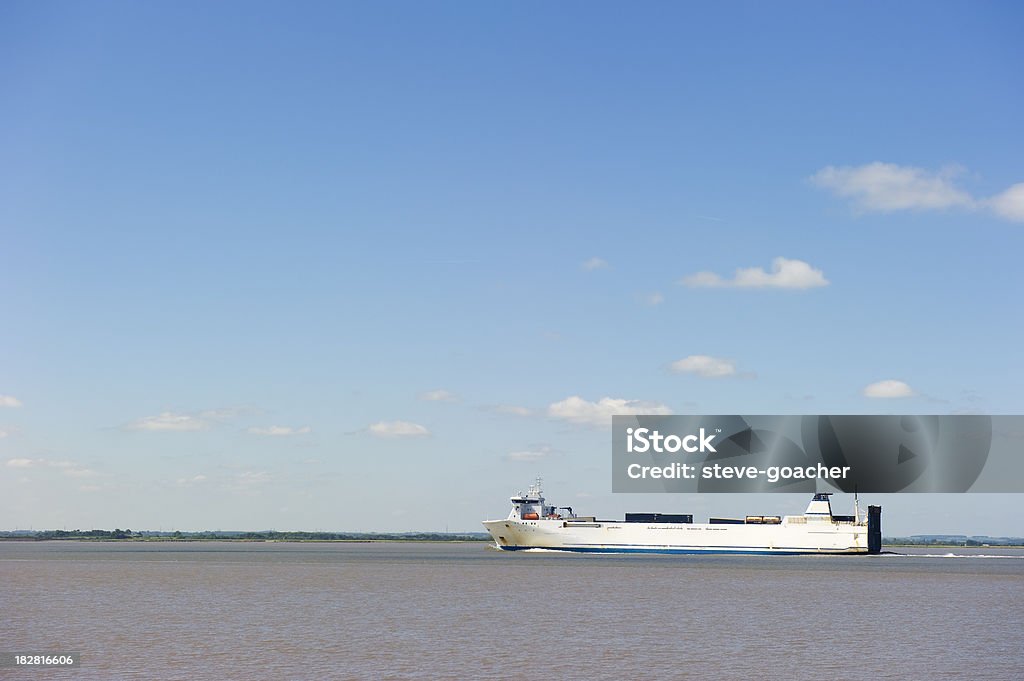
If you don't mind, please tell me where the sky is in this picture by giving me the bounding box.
[2,1,1022,535]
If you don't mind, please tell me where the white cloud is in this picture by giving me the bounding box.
[5,458,95,477]
[682,257,829,289]
[237,471,271,485]
[419,389,457,402]
[0,429,8,439]
[41,460,95,477]
[492,405,533,417]
[198,407,252,421]
[126,411,211,432]
[644,292,664,306]
[987,183,1024,222]
[671,355,737,378]
[811,162,974,212]
[547,396,672,428]
[812,162,1024,223]
[581,257,608,271]
[247,425,311,436]
[177,474,208,485]
[0,395,22,408]
[863,380,915,398]
[124,407,253,432]
[367,420,431,438]
[506,446,554,462]
[63,467,97,478]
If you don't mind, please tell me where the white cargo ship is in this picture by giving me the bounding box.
[483,479,881,555]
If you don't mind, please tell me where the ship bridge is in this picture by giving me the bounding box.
[507,478,574,521]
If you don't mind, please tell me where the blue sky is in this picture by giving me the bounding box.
[2,1,1022,534]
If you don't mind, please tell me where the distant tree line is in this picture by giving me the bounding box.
[0,529,491,542]
[3,529,142,540]
[885,535,1024,547]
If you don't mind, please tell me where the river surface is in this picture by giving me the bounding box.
[2,542,1022,680]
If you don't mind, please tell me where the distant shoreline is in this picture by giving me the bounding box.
[2,536,1022,548]
[0,539,496,546]
[884,543,1024,549]
[0,533,492,543]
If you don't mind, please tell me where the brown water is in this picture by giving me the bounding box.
[2,542,1023,680]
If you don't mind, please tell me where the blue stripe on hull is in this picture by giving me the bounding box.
[496,545,861,555]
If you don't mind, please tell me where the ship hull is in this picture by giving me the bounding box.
[482,518,869,555]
